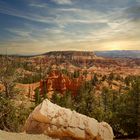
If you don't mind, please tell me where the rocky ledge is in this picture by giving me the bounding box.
[24,99,114,140]
[0,130,59,140]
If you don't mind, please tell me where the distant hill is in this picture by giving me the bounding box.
[95,50,140,58]
[44,51,96,57]
[43,51,97,60]
[0,51,96,58]
[1,50,140,58]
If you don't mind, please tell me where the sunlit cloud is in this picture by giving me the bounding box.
[51,0,73,5]
[29,3,48,8]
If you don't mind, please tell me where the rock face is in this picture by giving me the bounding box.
[45,51,96,60]
[40,70,85,97]
[24,99,114,140]
[0,130,59,140]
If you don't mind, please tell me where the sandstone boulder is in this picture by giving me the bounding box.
[24,99,114,140]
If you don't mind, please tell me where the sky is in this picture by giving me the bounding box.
[0,0,140,55]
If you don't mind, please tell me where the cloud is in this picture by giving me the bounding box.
[0,3,54,24]
[29,3,48,8]
[136,0,140,3]
[0,1,108,26]
[0,0,140,54]
[3,5,139,52]
[6,28,31,37]
[58,8,79,12]
[51,0,73,5]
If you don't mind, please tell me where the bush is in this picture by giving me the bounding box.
[0,94,33,132]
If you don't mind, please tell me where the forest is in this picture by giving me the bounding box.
[0,55,140,139]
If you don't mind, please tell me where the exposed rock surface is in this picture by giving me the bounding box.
[45,51,97,60]
[24,99,114,140]
[40,70,85,97]
[0,130,59,140]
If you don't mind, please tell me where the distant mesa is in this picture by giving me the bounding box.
[44,51,97,60]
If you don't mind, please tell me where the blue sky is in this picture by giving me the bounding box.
[0,0,140,54]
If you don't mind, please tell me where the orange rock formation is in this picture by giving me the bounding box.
[40,70,84,97]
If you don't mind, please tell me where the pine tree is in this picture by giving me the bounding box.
[34,88,42,105]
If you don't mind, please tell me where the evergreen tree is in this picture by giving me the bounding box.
[116,76,140,138]
[91,73,98,86]
[34,88,42,105]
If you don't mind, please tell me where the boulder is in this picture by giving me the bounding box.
[24,99,114,140]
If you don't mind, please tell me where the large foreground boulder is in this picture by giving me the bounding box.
[24,99,114,140]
